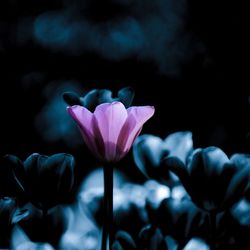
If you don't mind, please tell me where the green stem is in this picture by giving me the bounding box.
[209,211,217,250]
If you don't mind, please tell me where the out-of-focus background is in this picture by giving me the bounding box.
[0,0,249,180]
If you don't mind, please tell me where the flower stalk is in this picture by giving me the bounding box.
[102,164,114,250]
[209,211,217,250]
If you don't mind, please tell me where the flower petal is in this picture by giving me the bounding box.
[67,105,99,158]
[117,87,135,108]
[118,106,155,157]
[163,156,189,189]
[67,105,94,135]
[224,165,250,208]
[230,154,250,169]
[164,131,193,164]
[202,147,229,176]
[93,102,128,161]
[133,134,166,178]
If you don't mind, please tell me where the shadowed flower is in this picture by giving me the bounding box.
[217,202,250,250]
[133,132,193,187]
[0,156,25,198]
[245,186,250,202]
[5,153,75,212]
[112,226,169,250]
[183,237,209,250]
[112,229,210,250]
[68,101,155,163]
[112,227,168,250]
[112,230,137,250]
[0,198,16,248]
[231,198,250,227]
[17,204,66,248]
[164,147,250,212]
[147,197,207,247]
[11,226,54,250]
[63,87,135,111]
[138,225,168,250]
[80,183,149,239]
[59,202,100,250]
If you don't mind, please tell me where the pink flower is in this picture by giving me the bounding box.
[68,102,155,163]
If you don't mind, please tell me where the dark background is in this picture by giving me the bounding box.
[0,0,249,182]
